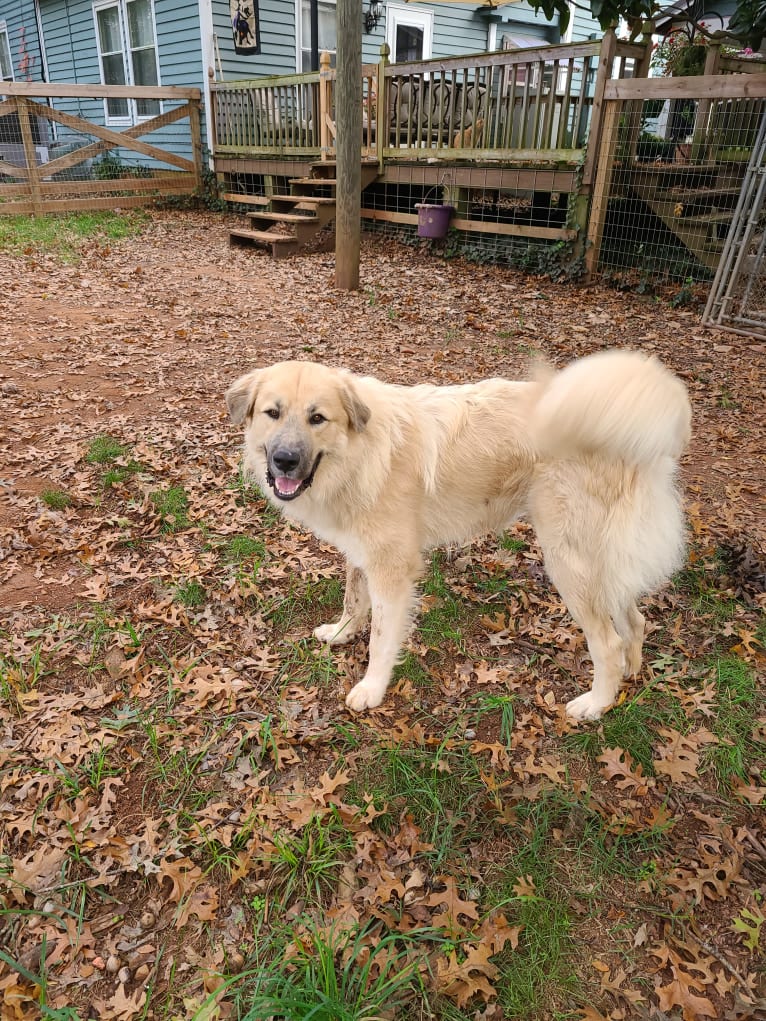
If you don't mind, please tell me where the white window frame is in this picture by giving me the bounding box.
[0,21,14,83]
[93,0,162,125]
[386,4,433,64]
[296,0,337,74]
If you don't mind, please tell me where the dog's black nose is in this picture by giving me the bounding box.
[272,448,301,474]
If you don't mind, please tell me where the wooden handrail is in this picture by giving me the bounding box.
[2,82,199,99]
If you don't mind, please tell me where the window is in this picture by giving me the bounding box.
[299,0,336,73]
[386,5,433,63]
[94,0,160,122]
[0,22,13,82]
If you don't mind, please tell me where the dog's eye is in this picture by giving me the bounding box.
[264,408,280,420]
[308,412,326,426]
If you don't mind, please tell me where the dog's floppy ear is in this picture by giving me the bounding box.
[226,370,262,425]
[339,379,370,433]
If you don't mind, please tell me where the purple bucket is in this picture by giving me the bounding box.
[415,203,454,239]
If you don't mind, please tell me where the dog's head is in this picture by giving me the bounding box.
[226,361,370,503]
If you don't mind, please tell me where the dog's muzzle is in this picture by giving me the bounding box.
[266,447,322,502]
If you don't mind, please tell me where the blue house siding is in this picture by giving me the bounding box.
[0,0,43,81]
[213,0,296,78]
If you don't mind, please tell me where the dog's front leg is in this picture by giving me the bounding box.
[314,562,370,646]
[345,565,419,712]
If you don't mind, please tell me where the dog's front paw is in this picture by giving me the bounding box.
[314,621,354,646]
[566,691,612,721]
[345,678,387,712]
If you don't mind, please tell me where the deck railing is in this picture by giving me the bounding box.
[209,34,644,167]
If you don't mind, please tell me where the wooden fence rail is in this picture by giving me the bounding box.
[0,83,202,216]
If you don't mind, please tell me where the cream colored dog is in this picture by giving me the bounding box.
[226,350,691,719]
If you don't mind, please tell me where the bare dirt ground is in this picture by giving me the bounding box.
[0,210,764,1019]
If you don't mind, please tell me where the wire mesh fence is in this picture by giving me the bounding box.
[587,85,765,292]
[0,85,203,215]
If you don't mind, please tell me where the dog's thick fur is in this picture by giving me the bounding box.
[226,350,691,719]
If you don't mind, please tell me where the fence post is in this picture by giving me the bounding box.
[319,49,333,161]
[583,93,621,279]
[377,42,390,173]
[18,97,42,216]
[189,95,204,195]
[581,26,618,188]
[691,41,721,161]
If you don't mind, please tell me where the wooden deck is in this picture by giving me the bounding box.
[209,32,650,251]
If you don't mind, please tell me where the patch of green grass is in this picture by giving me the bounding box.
[269,578,344,635]
[175,579,206,608]
[351,741,488,863]
[472,692,515,748]
[276,638,341,689]
[267,810,355,907]
[564,679,689,776]
[420,554,469,649]
[673,547,740,623]
[86,434,130,465]
[704,655,763,788]
[499,532,527,553]
[101,462,144,488]
[224,534,266,564]
[0,644,46,708]
[232,921,430,1020]
[483,783,674,1018]
[0,211,148,262]
[40,488,72,510]
[393,650,432,689]
[150,486,191,533]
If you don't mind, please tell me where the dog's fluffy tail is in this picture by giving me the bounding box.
[531,350,691,465]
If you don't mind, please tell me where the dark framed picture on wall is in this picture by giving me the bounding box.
[231,0,260,55]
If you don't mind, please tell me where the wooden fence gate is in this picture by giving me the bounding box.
[703,112,766,339]
[0,83,203,215]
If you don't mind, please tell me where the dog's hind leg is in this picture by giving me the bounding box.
[543,555,625,720]
[314,562,371,646]
[611,601,645,678]
[565,606,625,721]
[345,558,421,712]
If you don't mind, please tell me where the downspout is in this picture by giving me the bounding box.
[33,0,48,80]
[198,0,216,157]
[310,0,319,71]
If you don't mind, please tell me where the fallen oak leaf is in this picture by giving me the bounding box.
[597,746,652,794]
[653,727,717,783]
[436,943,498,1008]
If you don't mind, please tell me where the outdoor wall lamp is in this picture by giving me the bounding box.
[364,0,382,33]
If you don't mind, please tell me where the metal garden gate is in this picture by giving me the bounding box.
[703,111,766,339]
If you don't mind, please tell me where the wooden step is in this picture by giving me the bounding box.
[247,210,319,225]
[289,177,337,186]
[272,196,337,208]
[221,192,270,206]
[229,227,299,258]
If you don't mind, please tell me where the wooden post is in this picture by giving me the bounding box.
[691,41,721,162]
[189,95,204,194]
[377,42,390,173]
[584,95,621,278]
[334,0,361,290]
[18,98,42,216]
[581,27,618,188]
[622,22,654,163]
[319,50,333,161]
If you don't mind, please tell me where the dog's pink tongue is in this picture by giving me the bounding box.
[276,477,301,495]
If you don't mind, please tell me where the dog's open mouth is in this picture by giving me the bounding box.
[266,454,322,501]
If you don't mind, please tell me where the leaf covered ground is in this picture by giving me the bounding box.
[0,210,764,1021]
